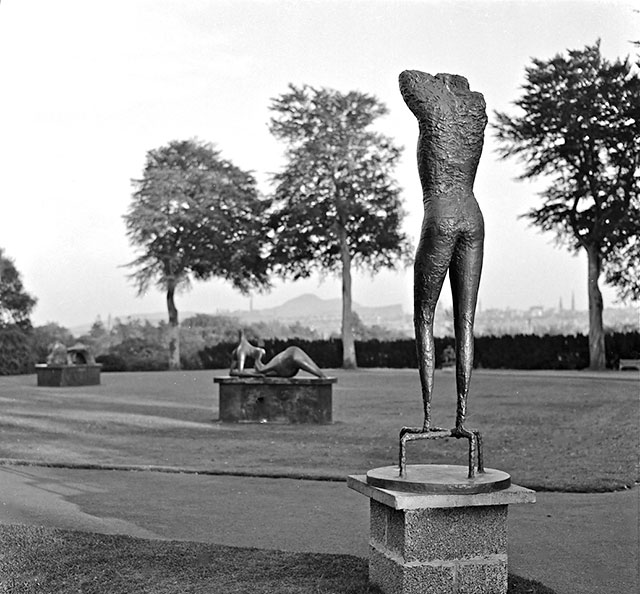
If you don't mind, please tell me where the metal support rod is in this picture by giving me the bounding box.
[398,426,485,479]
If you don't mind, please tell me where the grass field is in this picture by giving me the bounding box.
[0,525,556,594]
[0,368,637,492]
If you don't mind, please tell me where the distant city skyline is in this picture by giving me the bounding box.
[70,290,637,341]
[72,289,637,336]
[0,1,637,329]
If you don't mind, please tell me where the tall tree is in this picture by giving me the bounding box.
[0,248,36,330]
[493,41,640,370]
[603,236,640,302]
[124,139,270,369]
[268,85,411,369]
[0,249,37,375]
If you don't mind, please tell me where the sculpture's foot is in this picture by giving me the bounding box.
[398,425,449,477]
[450,424,473,439]
[421,422,447,432]
[475,429,485,474]
[401,425,447,437]
[398,424,485,479]
[451,425,485,478]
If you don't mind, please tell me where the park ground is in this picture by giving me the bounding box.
[0,368,638,593]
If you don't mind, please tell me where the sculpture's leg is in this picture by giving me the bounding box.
[254,353,265,373]
[449,231,484,477]
[475,430,485,473]
[292,351,327,379]
[449,232,483,432]
[468,432,477,478]
[414,226,454,431]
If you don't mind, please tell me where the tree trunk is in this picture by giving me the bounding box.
[585,244,606,370]
[338,225,357,369]
[166,281,181,370]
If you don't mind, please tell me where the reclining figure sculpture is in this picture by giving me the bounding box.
[229,332,327,379]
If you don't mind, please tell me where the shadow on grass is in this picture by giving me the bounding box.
[0,525,555,594]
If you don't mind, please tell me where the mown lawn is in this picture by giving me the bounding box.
[0,525,555,594]
[0,368,637,492]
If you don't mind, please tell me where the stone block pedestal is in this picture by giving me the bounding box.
[35,364,102,387]
[347,473,535,594]
[214,376,336,424]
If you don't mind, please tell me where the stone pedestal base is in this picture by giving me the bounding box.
[214,376,336,424]
[35,364,102,387]
[347,472,535,594]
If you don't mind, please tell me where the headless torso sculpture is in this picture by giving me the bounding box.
[399,70,486,479]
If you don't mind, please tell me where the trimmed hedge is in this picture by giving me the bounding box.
[475,332,639,370]
[199,332,640,371]
[4,330,637,374]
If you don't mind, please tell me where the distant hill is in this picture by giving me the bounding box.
[230,293,404,322]
[227,293,407,337]
[68,293,407,337]
[238,293,341,319]
[68,294,638,339]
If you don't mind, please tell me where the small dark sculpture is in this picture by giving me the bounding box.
[441,345,456,368]
[45,342,95,366]
[399,70,487,478]
[67,343,96,365]
[229,333,327,379]
[46,341,69,366]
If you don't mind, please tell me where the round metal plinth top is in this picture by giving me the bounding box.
[366,465,511,494]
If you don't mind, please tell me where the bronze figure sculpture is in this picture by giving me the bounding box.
[399,70,487,478]
[45,341,95,366]
[229,333,265,375]
[230,332,327,379]
[46,341,69,366]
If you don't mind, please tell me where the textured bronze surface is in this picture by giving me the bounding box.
[229,332,326,379]
[366,464,510,495]
[399,70,487,478]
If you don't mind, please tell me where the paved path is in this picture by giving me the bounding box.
[0,465,637,594]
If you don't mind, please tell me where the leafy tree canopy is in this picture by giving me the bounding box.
[267,84,412,368]
[603,236,640,301]
[0,248,36,330]
[267,84,412,278]
[124,139,271,295]
[124,138,272,369]
[493,41,640,301]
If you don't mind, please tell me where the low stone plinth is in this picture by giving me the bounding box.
[35,364,102,387]
[347,473,535,594]
[214,376,336,424]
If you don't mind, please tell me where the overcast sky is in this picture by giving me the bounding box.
[0,0,637,329]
